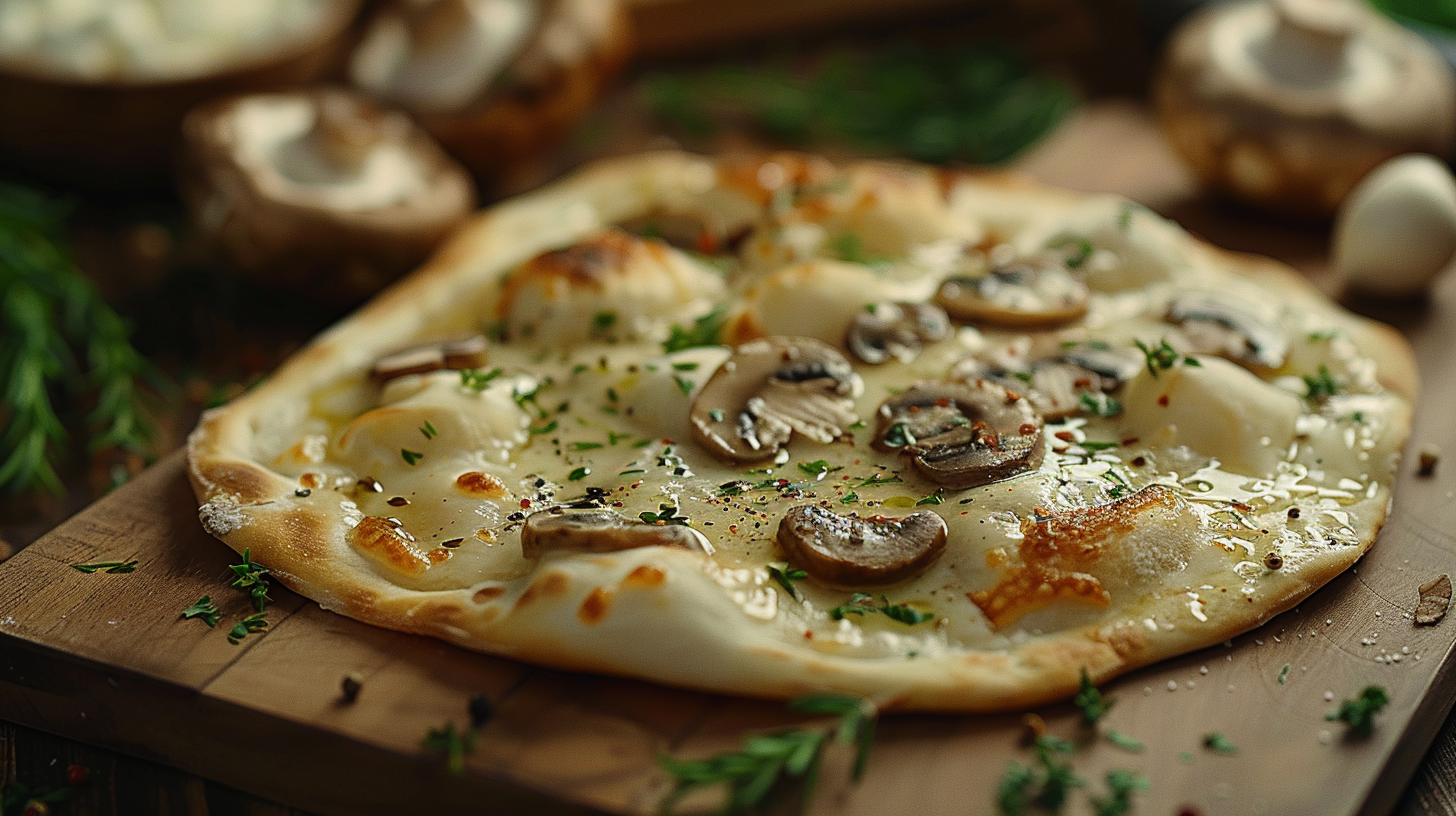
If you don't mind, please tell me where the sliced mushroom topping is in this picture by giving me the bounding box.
[690,337,861,463]
[845,301,952,365]
[952,344,1141,419]
[521,509,712,559]
[777,505,947,587]
[1166,292,1288,371]
[874,381,1044,489]
[935,258,1089,329]
[372,334,489,381]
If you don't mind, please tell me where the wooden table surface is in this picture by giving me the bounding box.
[4,99,1456,815]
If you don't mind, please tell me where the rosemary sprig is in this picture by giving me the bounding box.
[659,693,877,815]
[0,182,160,496]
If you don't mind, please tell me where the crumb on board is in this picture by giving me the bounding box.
[1416,574,1451,626]
[1418,445,1440,477]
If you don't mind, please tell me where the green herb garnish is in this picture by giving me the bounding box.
[673,374,695,396]
[856,473,903,487]
[1303,365,1342,401]
[530,419,558,435]
[1079,393,1122,418]
[829,592,934,625]
[664,307,727,353]
[422,721,479,775]
[226,612,268,645]
[671,361,699,371]
[459,367,504,391]
[659,693,876,815]
[71,559,138,574]
[401,448,423,466]
[592,311,617,334]
[915,489,945,506]
[1073,669,1114,726]
[567,466,590,481]
[1277,663,1290,685]
[709,408,725,422]
[1049,235,1094,269]
[997,735,1084,815]
[570,441,604,451]
[1202,732,1237,755]
[768,564,808,600]
[881,421,916,448]
[419,421,438,440]
[1104,730,1144,753]
[1089,769,1149,816]
[227,548,271,613]
[1326,685,1389,737]
[640,503,690,526]
[796,460,841,479]
[1133,338,1199,377]
[181,596,221,627]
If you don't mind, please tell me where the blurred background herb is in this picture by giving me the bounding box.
[0,183,162,497]
[640,44,1076,165]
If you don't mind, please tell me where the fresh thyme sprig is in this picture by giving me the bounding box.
[0,182,161,496]
[1327,685,1389,737]
[181,596,222,627]
[659,693,877,815]
[227,548,272,612]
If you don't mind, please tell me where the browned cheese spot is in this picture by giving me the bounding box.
[456,471,506,498]
[1416,574,1452,625]
[514,571,569,610]
[968,485,1181,629]
[299,472,323,489]
[623,564,667,589]
[578,586,615,625]
[350,516,433,575]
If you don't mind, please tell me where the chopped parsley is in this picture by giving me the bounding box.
[1277,663,1290,685]
[180,596,221,627]
[529,419,558,435]
[663,306,727,353]
[768,564,808,599]
[659,694,876,815]
[1048,235,1094,269]
[671,361,699,371]
[857,473,903,487]
[570,441,604,451]
[567,466,590,481]
[709,408,725,422]
[422,721,478,775]
[226,612,268,645]
[997,735,1083,815]
[419,420,438,440]
[1202,731,1237,755]
[1326,685,1389,737]
[1079,392,1122,417]
[1089,769,1149,816]
[71,559,138,574]
[1077,440,1121,452]
[459,367,504,391]
[401,448,423,466]
[640,503,690,526]
[915,489,946,506]
[829,592,934,625]
[1303,365,1342,401]
[672,375,695,396]
[797,459,841,479]
[881,421,916,448]
[591,311,617,334]
[228,548,272,612]
[1134,338,1200,377]
[1104,730,1144,753]
[839,491,859,505]
[1073,669,1114,726]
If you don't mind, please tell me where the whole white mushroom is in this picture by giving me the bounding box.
[1333,154,1456,297]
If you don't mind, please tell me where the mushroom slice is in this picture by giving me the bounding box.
[777,505,947,587]
[952,344,1140,420]
[691,337,861,463]
[371,334,489,382]
[845,301,952,365]
[935,259,1089,329]
[521,509,712,559]
[874,381,1044,489]
[1166,292,1288,371]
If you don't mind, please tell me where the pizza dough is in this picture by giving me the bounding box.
[187,152,1416,712]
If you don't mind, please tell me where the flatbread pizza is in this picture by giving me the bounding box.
[188,151,1415,711]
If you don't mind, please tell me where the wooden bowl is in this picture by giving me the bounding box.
[0,1,361,190]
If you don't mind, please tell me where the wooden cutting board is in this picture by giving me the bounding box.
[3,103,1456,816]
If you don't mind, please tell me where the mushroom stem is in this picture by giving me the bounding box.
[1261,0,1356,87]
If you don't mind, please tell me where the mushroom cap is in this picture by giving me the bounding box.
[350,0,632,185]
[521,508,711,558]
[180,87,476,302]
[1166,291,1289,371]
[690,336,861,463]
[935,258,1088,329]
[845,301,952,365]
[0,0,358,189]
[776,505,947,587]
[874,380,1045,490]
[1154,0,1456,217]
